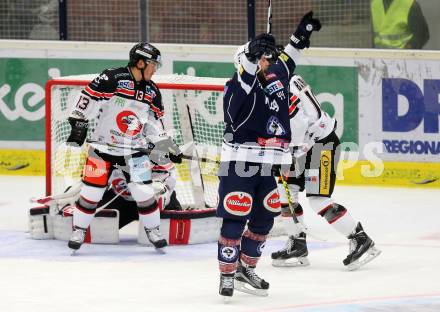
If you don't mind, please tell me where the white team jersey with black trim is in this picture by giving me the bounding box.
[288,75,335,146]
[70,67,165,156]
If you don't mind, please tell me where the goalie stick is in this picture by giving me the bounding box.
[31,182,127,215]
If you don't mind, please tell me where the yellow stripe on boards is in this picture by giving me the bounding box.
[0,149,45,176]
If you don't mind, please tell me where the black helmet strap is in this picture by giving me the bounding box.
[135,58,147,82]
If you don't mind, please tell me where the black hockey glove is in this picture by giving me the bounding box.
[148,137,183,165]
[66,117,88,147]
[245,33,279,63]
[290,11,321,49]
[271,164,292,177]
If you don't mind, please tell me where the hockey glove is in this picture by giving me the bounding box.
[290,11,321,49]
[291,143,313,159]
[245,33,279,63]
[148,137,183,165]
[66,117,88,147]
[305,118,326,143]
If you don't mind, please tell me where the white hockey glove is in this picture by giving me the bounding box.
[146,136,183,165]
[291,143,313,159]
[305,118,326,144]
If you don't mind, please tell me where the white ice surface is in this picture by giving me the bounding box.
[0,176,440,312]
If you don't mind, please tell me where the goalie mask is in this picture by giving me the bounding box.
[128,42,162,69]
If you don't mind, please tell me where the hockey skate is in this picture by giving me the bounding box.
[343,222,381,271]
[234,262,269,297]
[219,273,235,301]
[145,226,168,251]
[68,226,87,252]
[271,232,310,267]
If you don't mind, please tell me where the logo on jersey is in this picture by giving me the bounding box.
[111,178,131,198]
[220,246,238,261]
[263,189,281,212]
[145,86,157,102]
[116,111,142,136]
[266,116,286,136]
[265,80,283,95]
[117,80,134,90]
[223,192,252,216]
[93,74,108,84]
[257,241,266,255]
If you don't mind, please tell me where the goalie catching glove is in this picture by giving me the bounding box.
[145,136,183,165]
[66,117,88,147]
[290,11,321,49]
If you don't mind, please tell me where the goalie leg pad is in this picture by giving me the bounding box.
[29,206,54,239]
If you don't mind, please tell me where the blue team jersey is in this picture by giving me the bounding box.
[221,49,298,165]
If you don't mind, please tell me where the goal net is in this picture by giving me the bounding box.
[46,74,228,209]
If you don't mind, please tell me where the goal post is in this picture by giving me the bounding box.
[45,74,228,210]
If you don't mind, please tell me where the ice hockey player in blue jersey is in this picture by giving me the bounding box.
[216,32,284,299]
[216,12,324,299]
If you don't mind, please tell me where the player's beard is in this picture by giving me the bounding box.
[257,70,269,88]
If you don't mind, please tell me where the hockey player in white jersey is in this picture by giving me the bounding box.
[65,42,183,252]
[271,75,381,270]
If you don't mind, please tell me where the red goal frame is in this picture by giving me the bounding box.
[45,78,224,196]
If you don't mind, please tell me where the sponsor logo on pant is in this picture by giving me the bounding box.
[319,150,331,195]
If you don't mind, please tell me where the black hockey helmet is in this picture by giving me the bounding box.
[128,42,162,68]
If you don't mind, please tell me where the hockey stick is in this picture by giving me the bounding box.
[278,170,326,241]
[86,140,219,164]
[186,104,206,208]
[31,182,82,205]
[278,170,304,228]
[267,0,273,34]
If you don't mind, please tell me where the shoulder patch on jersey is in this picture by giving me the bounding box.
[263,189,281,213]
[223,191,252,216]
[280,52,289,62]
[117,80,134,90]
[265,80,284,95]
